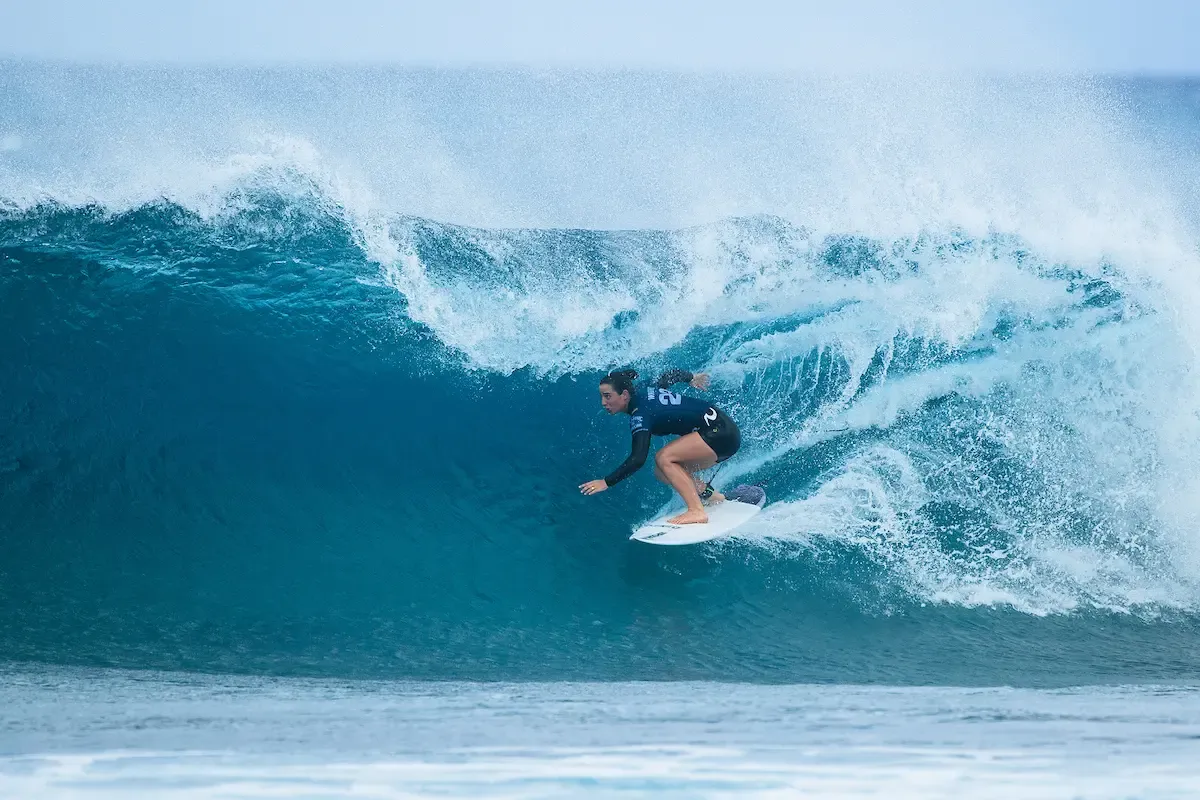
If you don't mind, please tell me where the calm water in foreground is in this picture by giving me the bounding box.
[2,667,1199,798]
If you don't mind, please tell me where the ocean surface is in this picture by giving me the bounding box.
[4,64,1200,795]
[4,667,1200,799]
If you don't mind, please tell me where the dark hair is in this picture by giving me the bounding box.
[600,369,638,395]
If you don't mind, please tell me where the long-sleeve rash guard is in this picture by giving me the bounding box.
[603,369,721,487]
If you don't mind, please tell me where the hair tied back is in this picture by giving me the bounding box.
[601,369,639,394]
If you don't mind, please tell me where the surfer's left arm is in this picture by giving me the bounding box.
[580,430,651,495]
[656,369,709,391]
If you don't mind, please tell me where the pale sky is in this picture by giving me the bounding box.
[2,0,1199,73]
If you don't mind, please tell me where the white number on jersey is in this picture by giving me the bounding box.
[656,388,682,405]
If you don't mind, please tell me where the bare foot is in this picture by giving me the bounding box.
[704,492,726,505]
[668,508,709,525]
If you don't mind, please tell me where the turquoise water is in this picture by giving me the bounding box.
[3,668,1200,798]
[4,69,1200,684]
[4,66,1200,794]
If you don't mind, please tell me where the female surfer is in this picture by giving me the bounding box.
[579,368,741,524]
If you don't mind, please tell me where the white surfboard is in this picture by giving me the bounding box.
[630,487,766,546]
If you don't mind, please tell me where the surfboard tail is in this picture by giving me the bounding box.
[726,484,766,507]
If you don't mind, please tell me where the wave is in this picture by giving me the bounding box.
[4,68,1200,683]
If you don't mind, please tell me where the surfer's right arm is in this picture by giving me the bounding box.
[656,369,710,391]
[602,429,652,487]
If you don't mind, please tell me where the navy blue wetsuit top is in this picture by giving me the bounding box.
[603,369,722,487]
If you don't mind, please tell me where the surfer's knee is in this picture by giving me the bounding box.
[654,448,675,470]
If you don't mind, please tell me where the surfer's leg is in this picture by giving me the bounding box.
[655,464,721,503]
[655,433,718,524]
[654,463,704,484]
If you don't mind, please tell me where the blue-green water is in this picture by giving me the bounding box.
[4,67,1200,691]
[3,668,1200,798]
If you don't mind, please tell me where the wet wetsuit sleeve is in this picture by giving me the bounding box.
[655,369,694,388]
[604,430,651,487]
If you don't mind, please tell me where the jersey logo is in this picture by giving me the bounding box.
[704,407,718,425]
[630,415,646,433]
[657,388,682,405]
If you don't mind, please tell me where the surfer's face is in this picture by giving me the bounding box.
[599,383,630,414]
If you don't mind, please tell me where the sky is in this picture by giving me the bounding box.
[2,0,1200,73]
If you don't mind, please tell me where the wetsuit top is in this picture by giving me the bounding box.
[603,369,721,487]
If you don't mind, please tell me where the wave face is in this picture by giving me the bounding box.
[4,67,1200,685]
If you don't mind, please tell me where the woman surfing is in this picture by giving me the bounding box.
[579,368,741,524]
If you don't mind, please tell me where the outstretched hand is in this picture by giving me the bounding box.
[690,372,710,391]
[579,479,608,496]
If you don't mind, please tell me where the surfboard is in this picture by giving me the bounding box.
[630,485,766,546]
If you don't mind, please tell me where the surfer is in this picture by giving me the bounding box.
[579,368,741,524]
